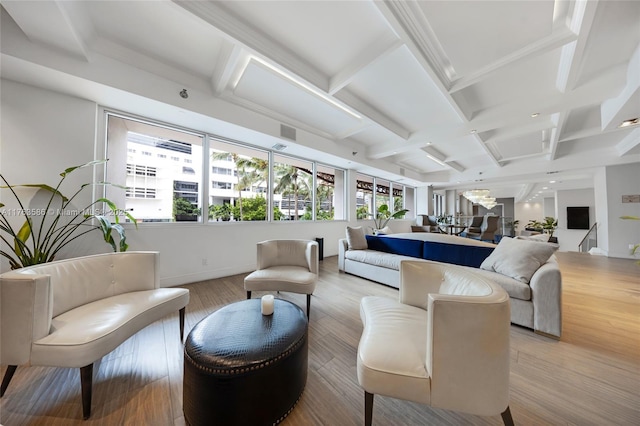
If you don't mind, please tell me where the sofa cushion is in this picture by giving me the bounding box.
[346,226,368,250]
[423,241,494,268]
[365,235,424,258]
[345,249,413,270]
[480,237,558,284]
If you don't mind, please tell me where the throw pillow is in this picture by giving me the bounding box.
[480,236,558,283]
[516,234,550,242]
[346,226,368,250]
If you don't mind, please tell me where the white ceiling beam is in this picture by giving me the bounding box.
[615,128,640,156]
[1,0,92,60]
[556,0,600,93]
[601,44,640,130]
[548,113,564,161]
[329,34,402,95]
[374,0,466,119]
[515,183,537,202]
[483,119,555,145]
[334,90,411,140]
[211,41,243,95]
[172,0,329,92]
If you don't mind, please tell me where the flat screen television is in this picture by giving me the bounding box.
[567,206,590,230]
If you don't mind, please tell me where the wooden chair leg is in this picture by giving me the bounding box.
[80,364,93,420]
[1,365,17,397]
[179,307,186,342]
[246,290,251,299]
[306,294,311,318]
[365,391,374,426]
[501,406,515,426]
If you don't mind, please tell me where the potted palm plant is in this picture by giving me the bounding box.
[370,204,409,234]
[0,160,135,270]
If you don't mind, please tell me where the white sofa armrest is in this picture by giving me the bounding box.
[305,241,319,274]
[529,259,562,337]
[338,238,348,271]
[1,273,53,365]
[399,261,446,310]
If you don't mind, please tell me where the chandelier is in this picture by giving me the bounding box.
[463,190,496,209]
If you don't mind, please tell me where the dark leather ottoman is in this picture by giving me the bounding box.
[183,298,308,426]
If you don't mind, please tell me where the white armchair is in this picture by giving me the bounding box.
[244,239,318,317]
[357,260,513,425]
[0,252,189,419]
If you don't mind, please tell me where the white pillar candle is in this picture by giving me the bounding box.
[261,294,274,315]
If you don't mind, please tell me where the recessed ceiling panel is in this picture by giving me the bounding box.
[419,0,554,76]
[578,0,640,85]
[458,48,562,113]
[493,131,545,159]
[561,105,602,140]
[219,0,391,77]
[556,131,626,157]
[86,1,223,79]
[234,60,361,135]
[347,46,462,131]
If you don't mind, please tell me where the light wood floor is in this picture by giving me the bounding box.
[1,252,639,425]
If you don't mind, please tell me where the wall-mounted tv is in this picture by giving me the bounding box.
[567,206,590,230]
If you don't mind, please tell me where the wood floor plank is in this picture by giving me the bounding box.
[1,252,639,425]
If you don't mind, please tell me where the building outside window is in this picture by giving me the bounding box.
[106,114,203,222]
[209,138,269,222]
[106,112,346,224]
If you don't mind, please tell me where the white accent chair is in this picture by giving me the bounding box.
[357,260,514,425]
[244,239,318,317]
[0,251,189,419]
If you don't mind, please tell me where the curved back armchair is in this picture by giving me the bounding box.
[357,260,513,425]
[0,252,189,419]
[244,239,318,317]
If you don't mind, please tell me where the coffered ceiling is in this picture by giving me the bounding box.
[1,0,639,201]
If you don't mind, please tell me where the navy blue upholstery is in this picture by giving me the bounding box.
[364,235,495,268]
[365,235,424,259]
[423,241,494,268]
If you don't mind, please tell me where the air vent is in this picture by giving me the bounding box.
[546,171,560,174]
[280,124,296,141]
[272,143,287,151]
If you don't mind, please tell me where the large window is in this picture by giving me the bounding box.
[356,173,416,221]
[316,164,345,221]
[209,139,269,222]
[105,112,346,224]
[106,114,203,223]
[273,155,312,221]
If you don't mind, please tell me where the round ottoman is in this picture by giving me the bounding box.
[183,298,308,426]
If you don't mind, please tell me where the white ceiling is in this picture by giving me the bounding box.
[1,0,639,202]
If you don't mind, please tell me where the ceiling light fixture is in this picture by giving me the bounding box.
[619,118,639,128]
[531,112,540,118]
[248,56,362,120]
[470,129,477,134]
[426,154,447,167]
[549,180,556,183]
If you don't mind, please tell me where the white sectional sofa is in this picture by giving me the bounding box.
[339,232,562,338]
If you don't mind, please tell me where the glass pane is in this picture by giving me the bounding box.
[375,179,390,213]
[209,139,269,221]
[316,164,345,221]
[356,173,373,220]
[106,115,203,223]
[392,183,403,214]
[273,154,313,221]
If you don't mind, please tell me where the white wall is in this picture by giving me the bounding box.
[515,201,543,233]
[603,163,640,259]
[0,79,353,282]
[555,188,595,252]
